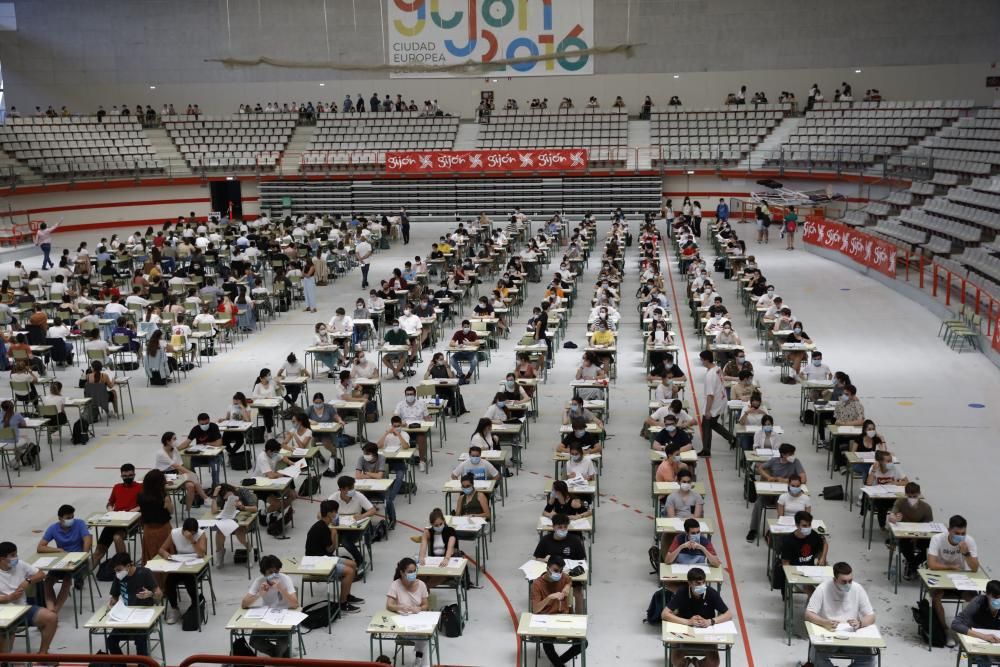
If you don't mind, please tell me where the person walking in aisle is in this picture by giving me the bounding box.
[356,234,373,288]
[698,350,734,457]
[302,256,317,313]
[34,221,60,270]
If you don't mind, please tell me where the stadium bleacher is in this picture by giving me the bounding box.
[0,116,162,176]
[650,104,790,165]
[163,113,295,170]
[476,109,629,166]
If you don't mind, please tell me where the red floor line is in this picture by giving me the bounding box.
[393,518,522,667]
[660,230,757,667]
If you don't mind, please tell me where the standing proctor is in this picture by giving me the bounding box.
[698,350,734,457]
[355,232,373,288]
[34,221,60,270]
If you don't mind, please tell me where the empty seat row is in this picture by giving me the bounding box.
[650,107,787,117]
[897,208,981,241]
[872,220,928,245]
[924,196,1000,231]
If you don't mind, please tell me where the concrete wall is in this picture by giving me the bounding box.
[1,0,998,115]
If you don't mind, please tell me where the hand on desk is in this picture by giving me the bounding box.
[690,616,710,628]
[846,618,861,630]
[135,587,154,600]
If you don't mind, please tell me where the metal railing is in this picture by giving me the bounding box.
[0,653,395,667]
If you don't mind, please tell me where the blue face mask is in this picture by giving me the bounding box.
[496,401,506,409]
[950,534,966,545]
[462,486,474,495]
[798,527,812,537]
[404,572,417,583]
[573,430,585,438]
[763,425,773,433]
[549,571,562,582]
[468,456,481,465]
[265,573,278,582]
[7,558,18,568]
[789,486,803,496]
[991,598,1000,611]
[836,582,852,593]
[554,529,568,539]
[692,584,707,597]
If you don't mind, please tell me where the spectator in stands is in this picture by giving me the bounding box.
[842,82,853,98]
[640,95,653,119]
[540,98,548,109]
[724,93,737,105]
[168,104,177,115]
[558,98,572,110]
[370,93,380,112]
[870,89,882,101]
[736,85,747,105]
[586,96,599,109]
[612,96,625,108]
[807,84,820,111]
[668,96,682,106]
[355,94,365,113]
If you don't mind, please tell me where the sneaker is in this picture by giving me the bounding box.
[419,460,427,473]
[945,636,957,648]
[745,530,757,543]
[698,450,712,458]
[165,606,181,624]
[346,595,365,605]
[214,548,225,568]
[340,603,362,614]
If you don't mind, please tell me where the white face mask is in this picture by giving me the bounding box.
[405,395,416,405]
[866,430,876,438]
[785,455,796,463]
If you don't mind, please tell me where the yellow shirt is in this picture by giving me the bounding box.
[439,242,453,254]
[592,329,615,346]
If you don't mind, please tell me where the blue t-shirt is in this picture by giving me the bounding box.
[42,518,89,552]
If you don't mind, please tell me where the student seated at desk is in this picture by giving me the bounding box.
[499,373,532,409]
[386,557,431,667]
[105,552,161,656]
[394,386,429,467]
[252,438,299,517]
[530,556,582,667]
[715,322,741,347]
[776,474,811,518]
[424,352,467,416]
[563,442,596,483]
[559,417,603,455]
[661,567,733,667]
[746,443,806,543]
[382,319,412,380]
[220,392,252,455]
[951,579,1000,663]
[329,476,376,566]
[418,508,459,588]
[830,383,865,468]
[780,511,828,572]
[10,359,40,405]
[37,503,92,614]
[156,431,211,510]
[664,516,720,580]
[277,352,310,408]
[735,392,767,451]
[242,555,299,657]
[800,350,832,383]
[564,397,603,430]
[848,420,886,480]
[649,353,686,389]
[251,368,280,437]
[863,451,907,529]
[282,412,314,451]
[377,415,411,489]
[751,415,779,452]
[544,481,592,520]
[928,515,980,647]
[454,473,491,522]
[887,482,933,581]
[157,517,207,625]
[662,470,704,520]
[0,541,58,655]
[729,368,758,402]
[86,360,119,416]
[211,484,256,568]
[589,321,615,372]
[533,515,586,612]
[648,399,695,431]
[804,562,877,667]
[304,499,363,614]
[656,443,691,484]
[179,412,224,488]
[451,445,498,481]
[92,463,142,567]
[448,320,480,384]
[357,441,399,528]
[574,353,606,400]
[483,392,510,422]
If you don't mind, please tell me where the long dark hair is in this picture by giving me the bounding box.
[140,469,167,501]
[393,556,417,581]
[472,417,492,439]
[146,329,163,357]
[1,400,14,428]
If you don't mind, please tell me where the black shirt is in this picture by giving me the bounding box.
[532,533,586,561]
[654,428,692,450]
[651,362,685,379]
[779,531,826,567]
[543,496,590,516]
[667,586,729,620]
[110,566,158,606]
[535,312,549,341]
[304,520,333,557]
[560,431,599,451]
[188,423,222,445]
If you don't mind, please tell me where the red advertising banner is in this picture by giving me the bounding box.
[384,149,588,174]
[802,217,897,278]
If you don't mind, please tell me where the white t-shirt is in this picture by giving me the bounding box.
[252,451,277,477]
[806,579,874,623]
[702,366,728,417]
[355,241,373,264]
[777,492,811,515]
[395,399,428,423]
[329,491,373,515]
[801,363,832,381]
[155,447,182,471]
[566,456,596,480]
[170,527,204,555]
[0,560,40,604]
[928,533,978,571]
[281,361,305,378]
[248,572,296,609]
[381,431,410,452]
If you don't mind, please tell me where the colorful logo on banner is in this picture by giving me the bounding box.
[385,149,588,173]
[802,218,897,278]
[388,0,594,78]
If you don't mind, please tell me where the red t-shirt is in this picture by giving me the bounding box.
[451,330,479,345]
[107,482,143,510]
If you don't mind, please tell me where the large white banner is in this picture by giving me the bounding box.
[387,0,594,78]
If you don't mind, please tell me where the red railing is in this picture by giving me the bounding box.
[0,654,396,667]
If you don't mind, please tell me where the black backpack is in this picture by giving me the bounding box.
[438,603,462,637]
[644,588,671,624]
[229,450,252,471]
[648,545,660,575]
[181,595,206,631]
[71,419,89,445]
[913,598,946,647]
[370,519,389,543]
[301,600,335,630]
[18,443,40,468]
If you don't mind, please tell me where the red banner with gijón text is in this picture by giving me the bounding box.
[802,217,897,278]
[384,149,588,174]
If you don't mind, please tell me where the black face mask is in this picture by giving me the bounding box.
[121,477,135,485]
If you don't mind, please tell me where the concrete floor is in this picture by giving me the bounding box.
[1,218,998,667]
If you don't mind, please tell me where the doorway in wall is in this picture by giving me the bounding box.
[210,180,243,220]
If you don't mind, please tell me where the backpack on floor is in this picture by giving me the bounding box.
[229,450,252,471]
[648,545,660,575]
[913,598,946,647]
[644,588,671,624]
[18,443,40,468]
[438,603,462,637]
[181,595,206,631]
[301,600,335,630]
[71,419,90,445]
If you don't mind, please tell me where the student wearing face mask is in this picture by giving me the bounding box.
[776,474,811,518]
[543,480,592,520]
[781,321,813,379]
[887,482,933,581]
[157,517,207,625]
[780,511,828,572]
[563,442,596,483]
[559,416,603,455]
[483,392,510,423]
[751,414,779,452]
[714,321,741,346]
[454,473,491,521]
[304,500,363,613]
[37,504,92,614]
[652,415,693,456]
[650,358,686,399]
[329,476,376,566]
[0,541,58,654]
[804,562,877,666]
[398,304,427,353]
[252,367,279,437]
[276,352,310,409]
[847,419,885,480]
[664,516,719,576]
[92,464,143,567]
[736,391,768,449]
[928,514,981,646]
[499,372,531,408]
[251,439,298,516]
[102,551,160,655]
[178,412,223,488]
[242,555,299,656]
[155,431,211,510]
[220,392,252,455]
[418,508,459,588]
[210,484,256,568]
[530,556,582,666]
[352,299,370,345]
[394,386,429,468]
[863,450,907,527]
[312,322,342,377]
[446,320,480,384]
[661,567,734,667]
[951,579,1000,659]
[800,350,832,383]
[387,558,431,666]
[565,396,603,430]
[355,441,398,527]
[451,444,499,481]
[662,470,704,520]
[747,443,806,542]
[382,319,412,379]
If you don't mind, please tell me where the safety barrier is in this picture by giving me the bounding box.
[0,653,395,667]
